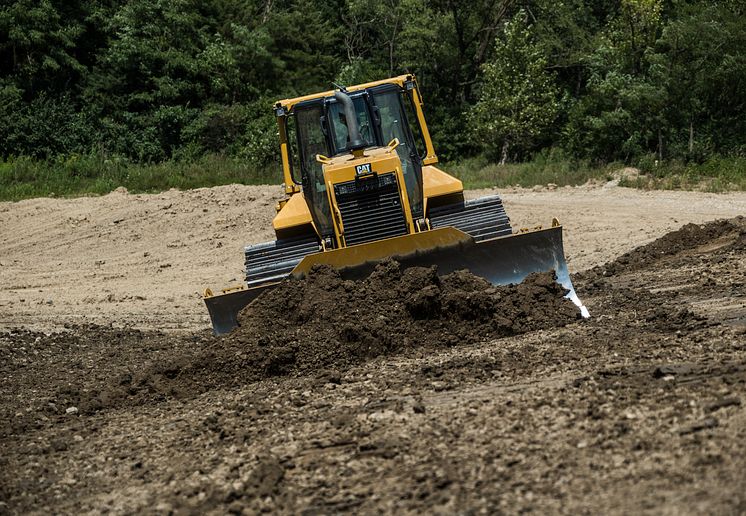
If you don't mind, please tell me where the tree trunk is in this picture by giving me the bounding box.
[389,40,394,77]
[658,128,663,162]
[261,0,274,23]
[500,140,510,165]
[689,121,694,154]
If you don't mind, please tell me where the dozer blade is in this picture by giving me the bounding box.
[204,225,587,335]
[203,284,277,335]
[294,225,589,317]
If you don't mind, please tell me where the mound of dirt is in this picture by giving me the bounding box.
[232,261,581,372]
[590,217,745,277]
[127,262,581,402]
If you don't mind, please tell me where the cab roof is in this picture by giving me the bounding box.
[274,74,415,113]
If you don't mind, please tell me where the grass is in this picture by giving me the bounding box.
[445,154,620,189]
[0,154,280,202]
[619,156,746,192]
[1,152,744,203]
[447,153,746,192]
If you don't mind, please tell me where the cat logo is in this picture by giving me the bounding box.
[355,163,372,175]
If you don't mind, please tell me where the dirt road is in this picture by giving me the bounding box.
[1,184,744,331]
[1,185,745,514]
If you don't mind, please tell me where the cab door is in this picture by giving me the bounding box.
[370,85,424,220]
[294,102,334,239]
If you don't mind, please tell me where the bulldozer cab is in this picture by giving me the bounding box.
[284,82,426,240]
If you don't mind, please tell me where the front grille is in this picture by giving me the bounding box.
[334,172,408,246]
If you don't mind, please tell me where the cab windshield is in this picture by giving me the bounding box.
[328,95,374,154]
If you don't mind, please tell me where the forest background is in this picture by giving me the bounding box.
[1,0,744,200]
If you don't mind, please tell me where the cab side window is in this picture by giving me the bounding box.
[373,90,424,218]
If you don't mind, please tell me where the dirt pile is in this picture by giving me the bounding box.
[230,261,581,373]
[4,264,580,420]
[586,216,746,278]
[129,262,581,401]
[573,217,746,338]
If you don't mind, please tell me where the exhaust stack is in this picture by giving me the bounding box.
[334,90,366,152]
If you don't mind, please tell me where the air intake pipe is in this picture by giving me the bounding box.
[334,90,367,152]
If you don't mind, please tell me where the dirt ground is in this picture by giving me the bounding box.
[1,184,745,514]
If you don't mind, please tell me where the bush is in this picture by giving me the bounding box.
[0,88,94,160]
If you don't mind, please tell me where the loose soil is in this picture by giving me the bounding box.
[154,265,580,399]
[1,186,745,514]
[0,265,580,424]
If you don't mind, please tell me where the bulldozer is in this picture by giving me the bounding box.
[204,74,587,334]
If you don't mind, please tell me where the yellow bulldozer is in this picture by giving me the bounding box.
[204,74,587,334]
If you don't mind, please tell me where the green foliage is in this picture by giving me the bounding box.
[0,0,744,197]
[0,153,280,201]
[0,86,94,159]
[649,3,746,159]
[0,0,88,94]
[239,98,281,168]
[470,11,561,163]
[563,62,667,161]
[560,0,667,162]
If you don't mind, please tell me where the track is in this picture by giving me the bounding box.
[428,194,512,241]
[244,236,320,287]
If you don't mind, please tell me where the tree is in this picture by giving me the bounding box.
[563,62,666,162]
[560,0,667,162]
[470,11,560,163]
[649,2,746,159]
[0,0,87,96]
[0,0,744,166]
